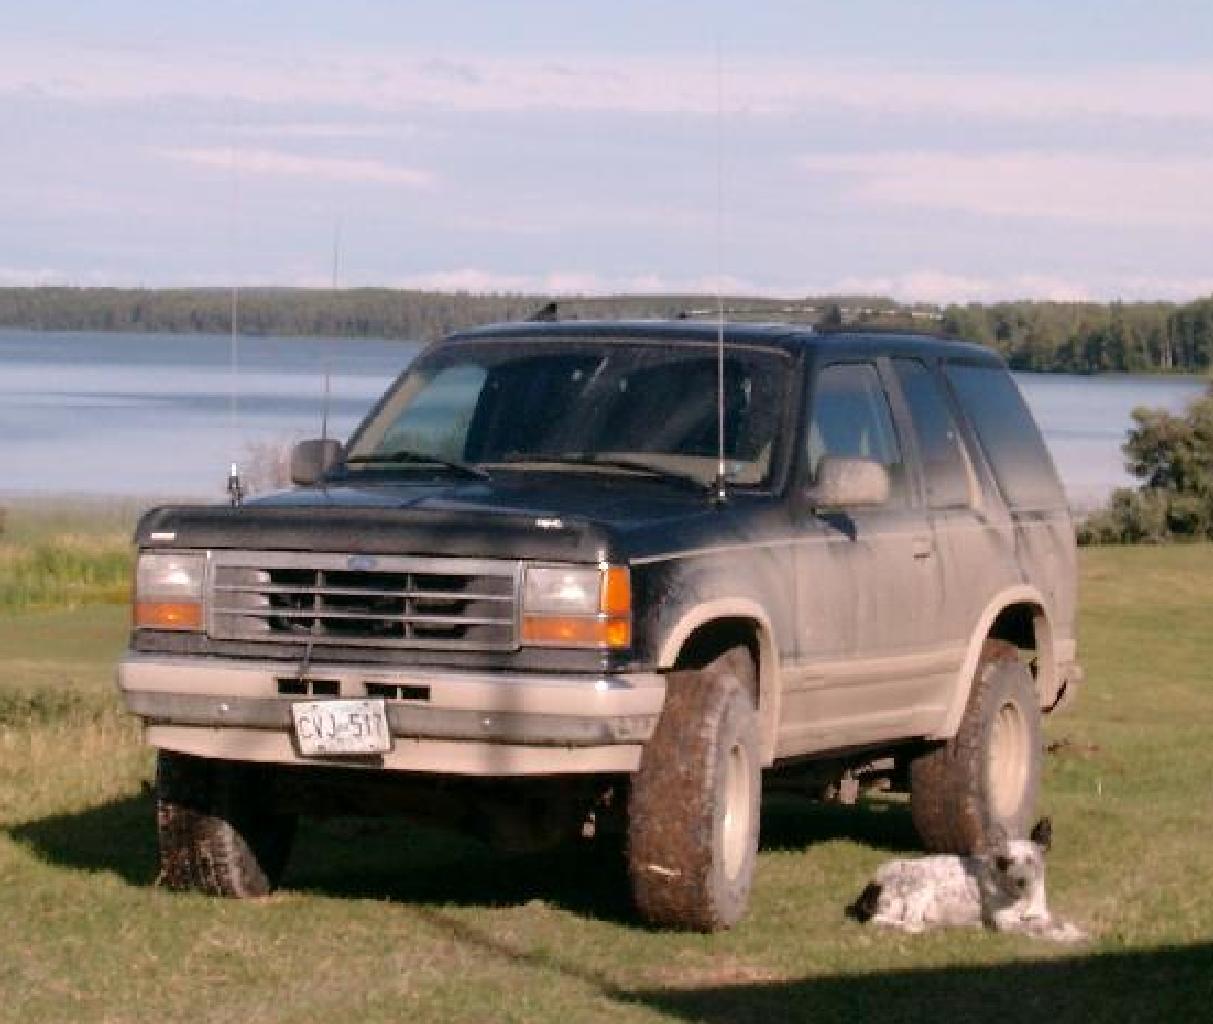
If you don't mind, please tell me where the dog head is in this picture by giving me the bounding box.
[988,817,1051,901]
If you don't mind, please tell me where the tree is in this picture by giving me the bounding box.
[1082,386,1213,543]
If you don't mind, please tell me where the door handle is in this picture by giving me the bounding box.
[912,536,934,560]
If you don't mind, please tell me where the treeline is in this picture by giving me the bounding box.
[2,287,1212,374]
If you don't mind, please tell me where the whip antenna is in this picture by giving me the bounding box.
[321,216,341,444]
[712,40,728,505]
[227,119,244,507]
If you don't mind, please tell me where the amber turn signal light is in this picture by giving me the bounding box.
[134,601,203,631]
[521,614,631,648]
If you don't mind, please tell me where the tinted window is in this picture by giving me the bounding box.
[892,358,971,509]
[377,363,484,461]
[945,363,1066,510]
[808,362,905,502]
[350,340,790,487]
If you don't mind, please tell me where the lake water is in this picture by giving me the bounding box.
[1,328,1207,507]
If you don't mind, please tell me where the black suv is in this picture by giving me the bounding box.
[119,319,1080,930]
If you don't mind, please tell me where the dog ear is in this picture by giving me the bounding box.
[1030,817,1053,852]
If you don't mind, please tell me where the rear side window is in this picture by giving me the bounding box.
[892,358,971,509]
[945,363,1066,511]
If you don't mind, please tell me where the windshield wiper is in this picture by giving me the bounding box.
[495,453,709,492]
[344,450,490,480]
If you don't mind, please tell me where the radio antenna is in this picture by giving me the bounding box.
[227,117,244,507]
[321,216,341,445]
[711,40,728,506]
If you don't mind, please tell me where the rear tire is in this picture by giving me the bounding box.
[910,640,1042,853]
[156,751,296,897]
[627,647,761,931]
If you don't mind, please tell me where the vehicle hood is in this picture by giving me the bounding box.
[133,474,770,563]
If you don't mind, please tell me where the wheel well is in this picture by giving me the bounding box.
[986,600,1060,706]
[987,603,1039,655]
[673,618,760,700]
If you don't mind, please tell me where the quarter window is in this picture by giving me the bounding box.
[945,363,1066,510]
[892,358,971,509]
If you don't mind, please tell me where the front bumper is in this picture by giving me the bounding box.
[117,653,665,776]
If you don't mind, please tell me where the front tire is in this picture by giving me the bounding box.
[156,751,296,897]
[910,640,1042,853]
[627,647,761,931]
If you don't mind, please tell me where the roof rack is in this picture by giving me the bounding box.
[520,298,945,327]
[677,303,821,322]
[523,298,824,324]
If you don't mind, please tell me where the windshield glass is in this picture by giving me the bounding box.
[346,337,793,487]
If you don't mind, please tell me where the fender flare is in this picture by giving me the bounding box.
[933,584,1054,739]
[657,599,781,765]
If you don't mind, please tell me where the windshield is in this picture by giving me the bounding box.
[345,337,793,487]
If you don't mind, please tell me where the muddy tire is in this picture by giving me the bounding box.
[910,640,1042,854]
[156,751,296,897]
[627,647,761,931]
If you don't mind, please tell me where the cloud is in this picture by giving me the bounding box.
[230,121,418,141]
[9,44,1213,122]
[392,268,787,296]
[0,265,142,287]
[822,271,1094,304]
[800,151,1213,228]
[818,270,1213,304]
[155,147,434,187]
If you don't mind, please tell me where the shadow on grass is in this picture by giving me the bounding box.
[284,794,918,921]
[411,907,1213,1023]
[7,792,158,886]
[625,944,1213,1023]
[6,790,916,925]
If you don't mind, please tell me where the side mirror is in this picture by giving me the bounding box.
[291,438,343,486]
[806,456,890,510]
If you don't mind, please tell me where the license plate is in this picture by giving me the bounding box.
[291,699,392,756]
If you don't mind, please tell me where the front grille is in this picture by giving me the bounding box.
[208,551,520,651]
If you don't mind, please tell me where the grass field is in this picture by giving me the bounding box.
[0,499,138,613]
[1,542,1211,1022]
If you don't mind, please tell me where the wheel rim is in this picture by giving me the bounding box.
[721,738,753,882]
[987,699,1029,821]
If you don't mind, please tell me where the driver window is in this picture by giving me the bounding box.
[807,362,905,503]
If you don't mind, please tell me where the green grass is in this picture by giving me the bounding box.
[0,546,1211,1021]
[0,499,138,612]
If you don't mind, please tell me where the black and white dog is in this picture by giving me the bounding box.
[850,818,1084,941]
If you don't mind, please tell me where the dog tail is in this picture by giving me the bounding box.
[847,882,883,923]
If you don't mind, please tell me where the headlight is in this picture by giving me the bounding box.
[134,551,206,630]
[521,564,631,649]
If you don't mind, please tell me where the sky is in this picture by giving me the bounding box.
[5,1,1213,304]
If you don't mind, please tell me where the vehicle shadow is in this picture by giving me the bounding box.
[624,943,1213,1023]
[414,907,1213,1024]
[7,789,918,924]
[6,792,158,887]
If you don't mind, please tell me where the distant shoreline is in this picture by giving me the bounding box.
[1,285,1212,375]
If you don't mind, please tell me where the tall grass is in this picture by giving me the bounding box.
[0,501,136,612]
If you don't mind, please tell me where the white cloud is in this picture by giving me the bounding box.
[231,121,418,141]
[0,265,143,287]
[817,270,1213,304]
[392,268,788,296]
[9,44,1213,122]
[156,147,435,187]
[822,271,1094,304]
[800,151,1213,228]
[452,203,709,236]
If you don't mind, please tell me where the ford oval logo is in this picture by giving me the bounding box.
[347,555,377,571]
